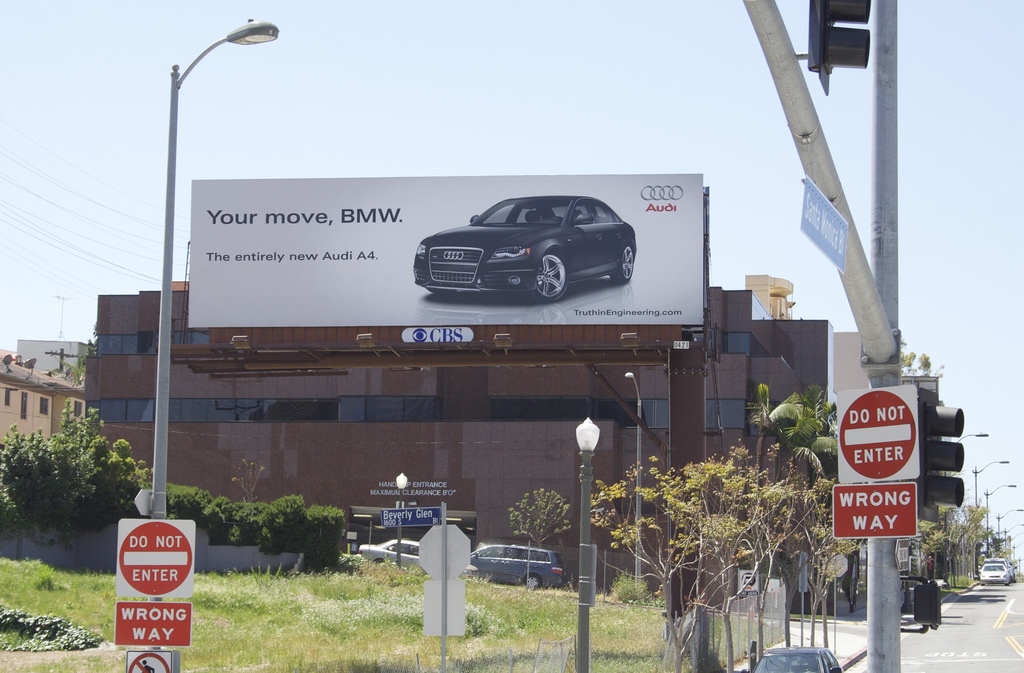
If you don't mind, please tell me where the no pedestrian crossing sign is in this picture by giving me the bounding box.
[125,649,179,673]
[116,519,196,598]
[837,385,919,483]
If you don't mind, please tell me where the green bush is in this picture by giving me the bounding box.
[0,605,100,651]
[166,484,344,571]
[612,572,653,604]
[166,483,213,523]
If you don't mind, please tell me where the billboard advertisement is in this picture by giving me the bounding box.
[188,174,706,328]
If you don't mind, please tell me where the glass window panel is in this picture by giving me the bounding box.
[489,397,522,420]
[97,335,121,356]
[403,397,436,421]
[125,398,154,422]
[100,399,127,422]
[367,397,403,422]
[339,397,366,421]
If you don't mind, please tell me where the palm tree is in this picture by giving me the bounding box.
[770,384,838,478]
[747,383,776,474]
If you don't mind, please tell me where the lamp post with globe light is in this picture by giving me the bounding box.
[624,372,642,580]
[395,473,409,566]
[575,418,600,673]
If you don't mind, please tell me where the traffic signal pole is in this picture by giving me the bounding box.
[743,2,902,672]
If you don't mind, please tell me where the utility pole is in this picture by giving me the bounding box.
[867,3,901,672]
[743,2,902,672]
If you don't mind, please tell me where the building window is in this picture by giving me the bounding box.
[74,401,83,416]
[4,388,11,406]
[40,397,49,415]
[20,392,28,420]
[706,399,749,430]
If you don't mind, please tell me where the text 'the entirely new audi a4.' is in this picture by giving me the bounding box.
[413,196,636,303]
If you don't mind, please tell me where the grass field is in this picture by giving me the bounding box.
[0,558,667,672]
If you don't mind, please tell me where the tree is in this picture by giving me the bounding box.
[508,488,571,547]
[232,458,265,503]
[0,404,146,543]
[595,447,777,673]
[770,384,838,479]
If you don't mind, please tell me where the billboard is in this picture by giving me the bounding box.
[188,174,706,328]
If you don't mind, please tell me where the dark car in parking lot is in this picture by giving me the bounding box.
[469,544,568,589]
[413,196,636,303]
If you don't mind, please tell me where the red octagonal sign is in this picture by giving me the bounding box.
[838,385,919,483]
[116,519,195,598]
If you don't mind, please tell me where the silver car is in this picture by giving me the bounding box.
[358,539,420,567]
[980,561,1011,585]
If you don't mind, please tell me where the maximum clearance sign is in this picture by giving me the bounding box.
[837,385,919,483]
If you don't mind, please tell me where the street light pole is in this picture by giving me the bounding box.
[984,485,1017,554]
[624,372,642,580]
[151,20,279,520]
[396,473,408,567]
[576,418,600,673]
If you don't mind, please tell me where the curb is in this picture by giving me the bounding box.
[841,647,867,669]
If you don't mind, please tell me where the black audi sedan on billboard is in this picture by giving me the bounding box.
[413,196,636,303]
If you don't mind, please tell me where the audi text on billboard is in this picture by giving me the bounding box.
[188,174,706,328]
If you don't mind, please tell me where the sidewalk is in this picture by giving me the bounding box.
[786,602,868,670]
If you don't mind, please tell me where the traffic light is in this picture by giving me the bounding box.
[913,581,941,628]
[808,0,872,94]
[917,388,965,522]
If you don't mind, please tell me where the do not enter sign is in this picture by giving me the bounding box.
[838,385,919,483]
[116,519,195,598]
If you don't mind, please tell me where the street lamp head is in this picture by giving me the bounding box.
[576,418,600,455]
[227,20,280,45]
[625,372,635,380]
[396,473,408,490]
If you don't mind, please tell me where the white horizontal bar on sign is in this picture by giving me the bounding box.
[123,552,189,565]
[843,425,912,446]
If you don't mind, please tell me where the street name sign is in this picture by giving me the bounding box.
[115,601,192,647]
[838,385,919,483]
[116,519,196,598]
[833,482,918,539]
[800,177,849,273]
[381,507,442,528]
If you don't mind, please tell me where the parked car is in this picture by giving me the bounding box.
[413,196,636,303]
[469,544,568,589]
[980,560,1012,585]
[987,557,1015,582]
[742,646,843,673]
[359,539,420,567]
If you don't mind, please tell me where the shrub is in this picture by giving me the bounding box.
[0,606,100,651]
[612,573,653,604]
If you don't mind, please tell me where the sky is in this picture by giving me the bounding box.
[3,2,1021,531]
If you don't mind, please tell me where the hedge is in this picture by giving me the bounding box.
[165,485,345,571]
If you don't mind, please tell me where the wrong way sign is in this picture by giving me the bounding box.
[116,519,195,598]
[833,482,918,539]
[838,385,919,483]
[115,601,192,647]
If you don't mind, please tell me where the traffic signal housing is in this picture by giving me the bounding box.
[917,388,965,522]
[913,581,941,629]
[808,0,872,94]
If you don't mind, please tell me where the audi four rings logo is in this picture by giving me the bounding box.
[443,250,465,260]
[641,185,684,201]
